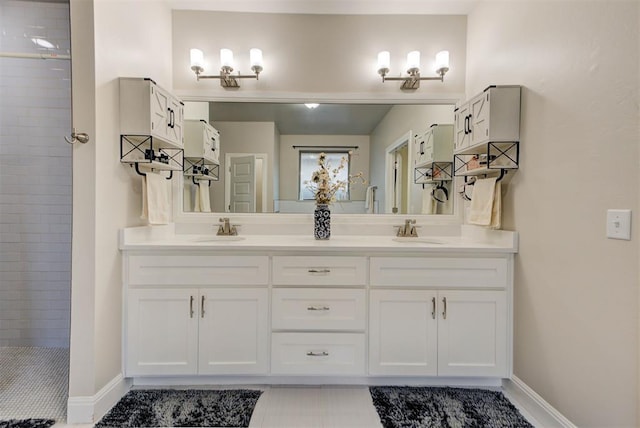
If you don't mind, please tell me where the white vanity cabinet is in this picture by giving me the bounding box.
[124,255,269,377]
[119,77,184,149]
[184,119,220,165]
[369,257,509,378]
[454,85,521,153]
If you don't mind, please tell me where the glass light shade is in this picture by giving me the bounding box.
[377,51,390,70]
[190,48,204,69]
[250,48,263,68]
[407,50,421,70]
[220,48,234,68]
[305,103,319,109]
[435,50,450,71]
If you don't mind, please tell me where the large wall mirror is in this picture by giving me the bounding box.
[182,101,456,216]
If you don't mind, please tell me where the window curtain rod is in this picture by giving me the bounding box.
[292,145,359,150]
[0,52,71,60]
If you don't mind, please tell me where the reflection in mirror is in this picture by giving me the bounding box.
[182,101,455,215]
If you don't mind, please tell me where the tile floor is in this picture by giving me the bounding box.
[1,348,540,427]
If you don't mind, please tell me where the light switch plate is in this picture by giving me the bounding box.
[606,209,632,240]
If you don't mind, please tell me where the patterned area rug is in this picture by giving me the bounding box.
[0,420,55,428]
[370,386,533,428]
[94,389,263,427]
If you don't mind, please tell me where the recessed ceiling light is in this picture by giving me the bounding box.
[305,103,319,109]
[31,38,55,49]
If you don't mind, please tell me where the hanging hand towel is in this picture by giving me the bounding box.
[143,172,171,225]
[193,182,201,212]
[198,180,211,213]
[421,185,436,214]
[468,177,498,226]
[365,186,375,214]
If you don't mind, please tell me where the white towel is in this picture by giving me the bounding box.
[468,177,497,226]
[365,186,375,214]
[193,183,201,212]
[198,181,211,213]
[141,172,171,225]
[421,185,436,214]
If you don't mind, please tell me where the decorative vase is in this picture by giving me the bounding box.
[314,203,331,240]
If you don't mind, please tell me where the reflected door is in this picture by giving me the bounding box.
[229,154,256,213]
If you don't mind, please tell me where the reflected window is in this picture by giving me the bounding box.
[299,151,351,201]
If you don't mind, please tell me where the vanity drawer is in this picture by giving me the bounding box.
[272,256,367,286]
[127,255,269,286]
[370,257,508,288]
[272,288,366,331]
[271,332,365,375]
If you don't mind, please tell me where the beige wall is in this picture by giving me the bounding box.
[210,121,278,212]
[69,0,173,403]
[172,11,466,101]
[467,1,639,426]
[369,104,454,212]
[279,135,371,201]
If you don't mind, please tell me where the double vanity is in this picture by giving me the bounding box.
[120,223,517,386]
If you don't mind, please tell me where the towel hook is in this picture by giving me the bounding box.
[65,128,90,145]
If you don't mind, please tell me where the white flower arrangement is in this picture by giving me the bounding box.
[305,152,366,205]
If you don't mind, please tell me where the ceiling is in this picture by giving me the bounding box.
[209,102,394,135]
[167,0,479,15]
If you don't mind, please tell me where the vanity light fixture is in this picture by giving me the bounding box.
[304,103,320,109]
[377,50,449,90]
[190,48,264,88]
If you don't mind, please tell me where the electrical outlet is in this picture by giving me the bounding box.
[606,209,632,240]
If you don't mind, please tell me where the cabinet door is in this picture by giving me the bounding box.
[470,91,491,147]
[198,288,268,375]
[203,124,220,164]
[166,97,183,147]
[437,290,507,377]
[126,288,199,376]
[149,84,170,142]
[422,128,435,163]
[454,103,471,151]
[369,290,438,376]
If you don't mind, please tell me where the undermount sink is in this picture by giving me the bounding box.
[193,236,246,242]
[392,237,444,244]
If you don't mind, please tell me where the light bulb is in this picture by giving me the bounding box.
[377,51,390,71]
[190,48,204,70]
[305,103,319,109]
[407,50,421,71]
[220,48,234,69]
[435,50,450,72]
[250,48,263,68]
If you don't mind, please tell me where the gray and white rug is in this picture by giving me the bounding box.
[94,389,263,427]
[370,386,533,428]
[0,419,55,428]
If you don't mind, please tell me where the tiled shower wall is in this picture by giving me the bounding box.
[0,0,71,347]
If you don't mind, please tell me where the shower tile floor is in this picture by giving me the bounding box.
[0,347,69,422]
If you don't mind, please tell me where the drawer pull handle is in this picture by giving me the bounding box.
[308,268,331,274]
[431,297,436,320]
[306,351,329,357]
[201,295,205,318]
[307,306,330,311]
[189,296,194,318]
[442,297,447,320]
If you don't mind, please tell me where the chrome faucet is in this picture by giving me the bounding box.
[396,219,418,237]
[217,217,238,236]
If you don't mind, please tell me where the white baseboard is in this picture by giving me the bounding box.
[67,373,132,424]
[502,376,576,428]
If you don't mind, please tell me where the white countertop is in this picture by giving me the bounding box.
[120,224,518,254]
